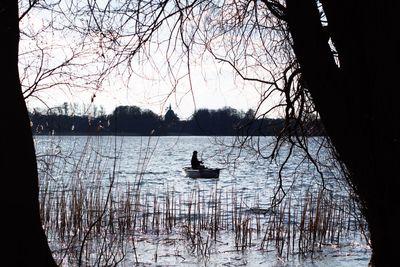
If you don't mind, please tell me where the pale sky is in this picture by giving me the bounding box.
[20,1,283,120]
[80,61,271,119]
[20,26,280,119]
[24,61,276,119]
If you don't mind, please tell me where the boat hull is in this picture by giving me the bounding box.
[183,167,220,178]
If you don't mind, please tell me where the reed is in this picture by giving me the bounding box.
[36,137,368,266]
[40,181,367,265]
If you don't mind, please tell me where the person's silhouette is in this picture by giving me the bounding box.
[191,151,204,169]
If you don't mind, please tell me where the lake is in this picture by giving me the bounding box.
[34,135,371,266]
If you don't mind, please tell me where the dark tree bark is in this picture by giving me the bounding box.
[285,0,400,266]
[1,2,56,266]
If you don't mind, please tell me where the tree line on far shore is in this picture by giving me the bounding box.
[29,103,324,136]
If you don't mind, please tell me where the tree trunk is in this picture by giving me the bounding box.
[285,0,400,266]
[1,2,57,266]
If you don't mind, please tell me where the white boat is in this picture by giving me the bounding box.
[183,167,221,178]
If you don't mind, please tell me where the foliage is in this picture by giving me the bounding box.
[29,105,324,136]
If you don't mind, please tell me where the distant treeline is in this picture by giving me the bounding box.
[29,105,324,136]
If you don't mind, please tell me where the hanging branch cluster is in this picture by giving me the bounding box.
[20,0,342,203]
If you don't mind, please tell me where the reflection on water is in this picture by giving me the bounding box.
[34,135,371,266]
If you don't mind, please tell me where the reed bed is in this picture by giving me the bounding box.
[36,137,368,266]
[39,179,367,266]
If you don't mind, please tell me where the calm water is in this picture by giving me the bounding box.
[34,135,371,266]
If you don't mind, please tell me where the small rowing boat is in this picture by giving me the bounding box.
[183,167,221,179]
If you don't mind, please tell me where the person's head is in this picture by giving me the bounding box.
[193,150,197,155]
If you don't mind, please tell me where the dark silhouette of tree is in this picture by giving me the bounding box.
[190,109,213,134]
[1,1,56,266]
[109,105,161,135]
[29,105,295,136]
[211,107,241,135]
[284,1,399,265]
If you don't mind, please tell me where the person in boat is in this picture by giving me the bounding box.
[191,150,204,169]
